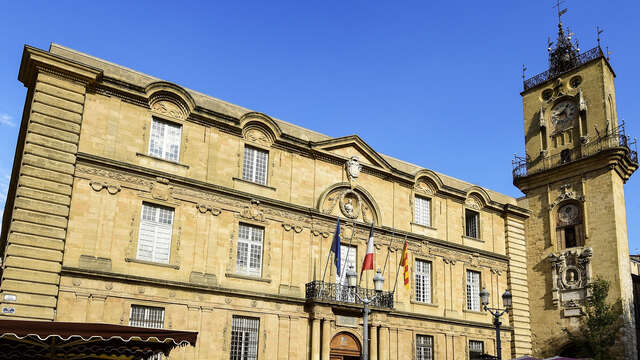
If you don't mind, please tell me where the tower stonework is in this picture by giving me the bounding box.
[514,21,638,358]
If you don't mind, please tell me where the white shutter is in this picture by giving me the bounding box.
[336,244,357,284]
[414,196,431,227]
[466,270,481,311]
[237,224,263,276]
[136,203,173,264]
[242,147,255,182]
[148,119,182,162]
[415,260,431,303]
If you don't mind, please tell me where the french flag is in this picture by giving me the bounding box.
[361,223,374,274]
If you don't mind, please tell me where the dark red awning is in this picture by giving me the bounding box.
[0,319,197,360]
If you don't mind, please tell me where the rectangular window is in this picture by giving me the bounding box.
[148,118,182,162]
[231,316,259,360]
[465,209,479,238]
[129,305,164,329]
[336,244,357,285]
[416,335,433,360]
[414,196,431,227]
[466,270,481,311]
[469,340,484,360]
[137,203,174,264]
[237,224,264,276]
[415,259,432,303]
[242,146,268,185]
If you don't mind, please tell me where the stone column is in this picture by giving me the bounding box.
[321,318,331,360]
[378,326,389,360]
[370,324,378,360]
[311,318,321,360]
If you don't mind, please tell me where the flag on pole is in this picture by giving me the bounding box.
[401,240,409,289]
[361,223,375,274]
[330,218,341,275]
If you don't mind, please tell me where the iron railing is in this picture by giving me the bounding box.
[305,281,394,309]
[523,47,604,91]
[513,123,638,180]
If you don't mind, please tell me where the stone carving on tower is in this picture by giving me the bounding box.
[547,247,593,317]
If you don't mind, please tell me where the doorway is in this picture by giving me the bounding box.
[330,332,361,360]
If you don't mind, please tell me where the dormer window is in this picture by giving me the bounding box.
[465,209,479,239]
[149,118,181,162]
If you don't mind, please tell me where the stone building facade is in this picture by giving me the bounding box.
[514,20,638,358]
[0,44,532,359]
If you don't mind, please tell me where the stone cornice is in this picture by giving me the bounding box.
[75,152,510,263]
[18,45,103,88]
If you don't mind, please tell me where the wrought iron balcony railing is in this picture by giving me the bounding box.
[305,281,394,309]
[523,47,604,91]
[513,123,638,180]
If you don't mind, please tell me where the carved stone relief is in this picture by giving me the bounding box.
[282,223,303,233]
[321,187,375,224]
[240,199,265,222]
[465,196,483,211]
[415,180,435,196]
[244,128,271,146]
[547,247,593,315]
[151,177,172,201]
[89,180,121,195]
[345,156,361,186]
[196,203,221,216]
[550,183,585,209]
[151,100,185,120]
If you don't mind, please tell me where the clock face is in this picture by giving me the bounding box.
[558,204,579,223]
[551,100,578,131]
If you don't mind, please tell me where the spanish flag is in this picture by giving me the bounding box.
[401,240,409,289]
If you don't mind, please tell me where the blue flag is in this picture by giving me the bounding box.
[330,218,341,275]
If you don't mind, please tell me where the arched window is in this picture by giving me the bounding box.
[556,203,584,249]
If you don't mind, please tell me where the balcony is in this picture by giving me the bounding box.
[305,281,394,310]
[513,123,638,180]
[523,47,604,91]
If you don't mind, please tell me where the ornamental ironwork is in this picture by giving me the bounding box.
[523,47,603,91]
[305,281,394,309]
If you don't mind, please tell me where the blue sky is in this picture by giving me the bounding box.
[1,1,639,251]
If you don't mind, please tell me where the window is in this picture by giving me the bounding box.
[469,340,484,359]
[242,146,268,185]
[231,316,259,360]
[148,118,182,162]
[465,209,479,238]
[130,305,164,328]
[336,244,357,285]
[416,335,433,360]
[237,224,264,276]
[414,196,431,227]
[137,203,174,264]
[415,259,432,303]
[466,270,481,311]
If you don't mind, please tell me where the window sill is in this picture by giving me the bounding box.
[410,299,439,308]
[136,152,189,169]
[462,235,484,243]
[232,177,276,191]
[411,222,437,230]
[462,308,485,315]
[125,257,180,269]
[225,272,272,283]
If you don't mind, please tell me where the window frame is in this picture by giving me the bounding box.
[230,315,260,360]
[416,334,434,360]
[465,209,480,239]
[466,269,481,311]
[136,202,175,264]
[242,145,269,186]
[469,340,484,360]
[236,223,265,277]
[415,259,432,304]
[129,304,165,329]
[414,195,432,227]
[148,117,183,162]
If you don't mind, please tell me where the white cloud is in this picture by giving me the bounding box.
[0,113,15,127]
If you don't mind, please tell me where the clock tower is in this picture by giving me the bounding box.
[514,13,638,358]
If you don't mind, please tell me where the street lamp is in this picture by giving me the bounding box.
[480,287,512,360]
[346,267,384,360]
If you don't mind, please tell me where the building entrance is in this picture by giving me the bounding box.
[330,332,361,360]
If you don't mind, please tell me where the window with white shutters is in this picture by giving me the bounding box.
[414,196,431,227]
[415,259,432,303]
[230,316,259,360]
[416,335,433,360]
[465,209,479,238]
[148,118,182,162]
[137,203,174,264]
[242,146,268,185]
[236,224,264,276]
[129,305,164,328]
[336,244,357,285]
[466,270,481,311]
[469,340,484,360]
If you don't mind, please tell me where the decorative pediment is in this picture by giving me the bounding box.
[146,81,195,120]
[317,183,381,225]
[312,135,392,171]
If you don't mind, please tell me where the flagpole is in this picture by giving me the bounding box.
[392,234,408,294]
[339,221,357,283]
[321,218,340,283]
[358,222,375,287]
[381,228,395,276]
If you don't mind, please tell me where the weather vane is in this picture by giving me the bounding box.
[597,26,604,48]
[552,0,568,25]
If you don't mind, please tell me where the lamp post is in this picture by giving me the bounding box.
[479,288,512,360]
[346,266,384,360]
